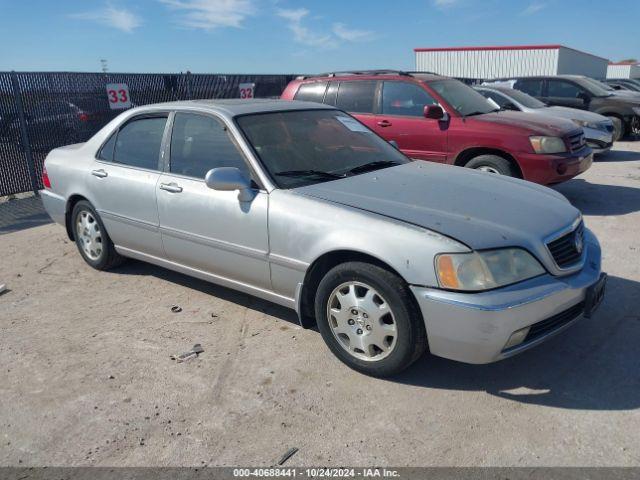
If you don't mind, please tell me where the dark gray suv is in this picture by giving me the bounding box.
[506,75,640,141]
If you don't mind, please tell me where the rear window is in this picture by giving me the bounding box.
[514,78,544,97]
[294,82,328,103]
[335,81,377,114]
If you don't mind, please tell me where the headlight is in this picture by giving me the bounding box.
[632,107,640,116]
[572,119,599,130]
[435,249,545,291]
[529,136,567,154]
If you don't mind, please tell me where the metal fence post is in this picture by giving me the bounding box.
[10,71,39,195]
[185,71,192,100]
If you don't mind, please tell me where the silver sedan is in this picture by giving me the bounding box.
[40,99,606,376]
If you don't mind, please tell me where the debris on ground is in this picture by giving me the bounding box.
[170,305,182,313]
[170,343,204,363]
[277,447,299,465]
[0,284,6,295]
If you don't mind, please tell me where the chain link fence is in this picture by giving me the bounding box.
[0,71,297,196]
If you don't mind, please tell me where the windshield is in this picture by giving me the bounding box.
[499,88,547,109]
[236,110,409,188]
[574,77,613,97]
[429,79,497,116]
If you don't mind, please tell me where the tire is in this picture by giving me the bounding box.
[314,262,427,377]
[465,154,519,177]
[71,200,125,270]
[607,116,623,142]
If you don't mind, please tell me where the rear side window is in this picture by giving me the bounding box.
[515,78,543,97]
[547,80,583,98]
[98,133,117,161]
[382,81,436,116]
[169,112,249,179]
[294,82,328,103]
[113,116,167,170]
[336,81,377,114]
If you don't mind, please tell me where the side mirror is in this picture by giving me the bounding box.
[205,167,255,202]
[424,105,445,120]
[576,92,590,105]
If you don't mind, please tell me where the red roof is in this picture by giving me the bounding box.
[413,44,609,62]
[609,61,639,66]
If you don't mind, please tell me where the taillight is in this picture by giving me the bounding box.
[78,112,89,122]
[42,165,51,189]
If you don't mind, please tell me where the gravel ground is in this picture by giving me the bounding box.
[1,142,639,467]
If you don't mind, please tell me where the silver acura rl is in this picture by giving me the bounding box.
[40,99,606,376]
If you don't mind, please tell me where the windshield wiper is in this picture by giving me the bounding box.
[346,160,400,175]
[274,169,345,179]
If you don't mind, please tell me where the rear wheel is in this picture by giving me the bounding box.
[607,116,623,142]
[465,154,519,177]
[314,262,427,377]
[72,200,124,270]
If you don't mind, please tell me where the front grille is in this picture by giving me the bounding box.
[547,221,584,268]
[523,301,585,344]
[567,132,586,152]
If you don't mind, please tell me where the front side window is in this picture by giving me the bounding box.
[236,109,409,189]
[335,81,377,114]
[429,79,496,116]
[515,78,544,97]
[547,80,583,98]
[113,116,167,170]
[169,112,249,179]
[382,81,436,116]
[294,82,328,103]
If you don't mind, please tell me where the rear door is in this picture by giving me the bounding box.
[156,111,271,290]
[333,81,379,132]
[543,79,588,109]
[374,80,447,162]
[90,113,167,257]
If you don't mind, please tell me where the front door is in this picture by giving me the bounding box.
[370,80,448,162]
[89,114,167,257]
[157,111,271,290]
[543,79,589,110]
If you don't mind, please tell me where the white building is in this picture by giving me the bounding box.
[414,44,609,80]
[607,62,640,79]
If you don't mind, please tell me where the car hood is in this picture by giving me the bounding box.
[295,162,580,251]
[473,110,578,136]
[610,90,640,100]
[545,106,609,123]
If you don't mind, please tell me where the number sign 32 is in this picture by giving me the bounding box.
[239,83,255,99]
[106,83,132,109]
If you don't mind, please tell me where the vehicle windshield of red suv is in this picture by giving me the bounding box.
[429,79,499,117]
[236,109,409,189]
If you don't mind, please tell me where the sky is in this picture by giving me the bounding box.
[0,0,639,74]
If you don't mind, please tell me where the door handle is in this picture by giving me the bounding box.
[377,120,392,127]
[159,182,183,193]
[91,169,108,178]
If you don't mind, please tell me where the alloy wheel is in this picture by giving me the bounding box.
[76,210,103,261]
[326,281,397,362]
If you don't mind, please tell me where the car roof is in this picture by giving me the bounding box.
[130,98,336,117]
[298,72,447,83]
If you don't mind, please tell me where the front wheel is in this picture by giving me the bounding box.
[607,116,623,142]
[314,262,427,377]
[465,154,519,177]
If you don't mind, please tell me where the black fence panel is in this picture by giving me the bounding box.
[0,71,297,196]
[0,73,34,196]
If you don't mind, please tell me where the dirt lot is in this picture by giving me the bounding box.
[1,142,639,467]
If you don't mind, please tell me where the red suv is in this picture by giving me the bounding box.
[281,70,593,185]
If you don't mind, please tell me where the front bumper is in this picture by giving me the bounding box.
[517,146,593,185]
[583,126,614,154]
[410,233,602,364]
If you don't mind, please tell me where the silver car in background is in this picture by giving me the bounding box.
[477,85,615,154]
[40,99,606,376]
